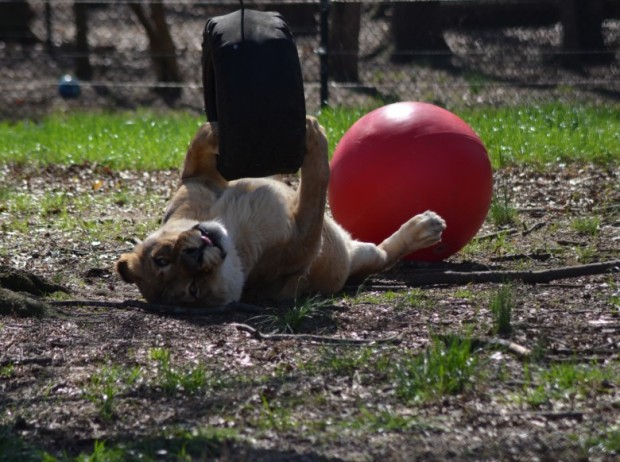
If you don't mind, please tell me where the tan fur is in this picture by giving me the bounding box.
[116,117,446,307]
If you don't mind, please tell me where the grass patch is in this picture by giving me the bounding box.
[489,284,514,336]
[467,103,620,167]
[83,350,210,421]
[251,296,332,333]
[346,288,431,310]
[343,407,423,433]
[578,425,620,457]
[571,216,600,236]
[84,364,143,421]
[309,346,380,377]
[489,191,518,228]
[149,347,208,395]
[520,362,618,408]
[1,103,618,170]
[392,336,478,403]
[253,394,299,432]
[0,110,200,170]
[318,103,620,168]
[0,363,15,379]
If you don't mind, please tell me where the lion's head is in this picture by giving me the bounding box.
[116,219,243,307]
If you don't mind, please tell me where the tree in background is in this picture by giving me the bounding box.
[74,1,93,80]
[0,0,36,43]
[329,2,361,82]
[391,1,449,63]
[129,0,182,100]
[561,0,612,66]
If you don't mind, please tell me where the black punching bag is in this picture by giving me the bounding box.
[202,8,306,180]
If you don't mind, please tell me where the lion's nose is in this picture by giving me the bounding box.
[181,246,203,270]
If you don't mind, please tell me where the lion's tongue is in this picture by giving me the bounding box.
[200,235,213,247]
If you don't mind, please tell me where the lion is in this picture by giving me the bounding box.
[116,117,446,307]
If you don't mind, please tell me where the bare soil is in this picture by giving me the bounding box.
[1,3,619,460]
[0,162,619,461]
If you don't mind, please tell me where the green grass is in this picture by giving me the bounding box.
[1,103,618,170]
[83,350,209,421]
[342,407,423,433]
[579,425,620,457]
[489,284,514,336]
[251,296,332,333]
[0,363,15,379]
[149,347,208,395]
[489,191,518,228]
[0,426,238,462]
[470,103,620,167]
[0,184,162,248]
[0,110,201,170]
[392,336,478,403]
[84,364,143,421]
[319,103,620,168]
[520,361,618,408]
[571,216,600,236]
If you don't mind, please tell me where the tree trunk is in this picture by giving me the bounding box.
[273,4,318,35]
[391,1,450,63]
[129,1,182,100]
[0,0,36,43]
[329,2,361,82]
[73,1,93,80]
[561,0,611,66]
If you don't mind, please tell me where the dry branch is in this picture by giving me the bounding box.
[480,338,532,358]
[440,334,532,359]
[402,259,620,287]
[49,299,264,315]
[475,222,545,241]
[231,323,402,345]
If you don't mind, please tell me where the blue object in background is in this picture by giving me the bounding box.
[58,74,80,98]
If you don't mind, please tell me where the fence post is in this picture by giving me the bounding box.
[45,0,53,54]
[319,0,330,107]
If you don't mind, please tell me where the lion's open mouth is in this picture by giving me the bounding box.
[193,223,225,256]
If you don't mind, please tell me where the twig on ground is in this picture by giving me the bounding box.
[48,299,265,315]
[475,228,518,241]
[489,252,551,263]
[480,338,532,358]
[231,323,402,345]
[521,222,546,236]
[440,334,532,359]
[402,259,620,287]
[475,222,545,241]
[483,411,584,421]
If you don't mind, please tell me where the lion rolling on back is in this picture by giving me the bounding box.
[116,117,446,307]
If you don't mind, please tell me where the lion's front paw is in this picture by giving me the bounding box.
[418,210,446,244]
[305,116,328,156]
[401,210,446,251]
[202,121,219,151]
[302,116,329,178]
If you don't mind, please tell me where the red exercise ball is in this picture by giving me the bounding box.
[328,102,493,261]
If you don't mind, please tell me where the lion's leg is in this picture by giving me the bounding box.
[347,211,446,280]
[180,122,227,187]
[292,116,330,244]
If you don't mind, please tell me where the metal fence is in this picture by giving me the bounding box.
[1,0,619,120]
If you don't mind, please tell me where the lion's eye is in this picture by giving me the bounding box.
[153,256,170,268]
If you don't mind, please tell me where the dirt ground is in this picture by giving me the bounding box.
[1,3,619,460]
[0,162,618,460]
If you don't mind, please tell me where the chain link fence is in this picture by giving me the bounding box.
[1,0,619,120]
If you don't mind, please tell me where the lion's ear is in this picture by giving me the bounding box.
[116,253,142,283]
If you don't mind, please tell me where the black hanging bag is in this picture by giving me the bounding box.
[202,8,306,180]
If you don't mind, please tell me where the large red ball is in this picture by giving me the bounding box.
[328,102,493,261]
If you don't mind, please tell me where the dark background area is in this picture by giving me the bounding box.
[1,0,619,120]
